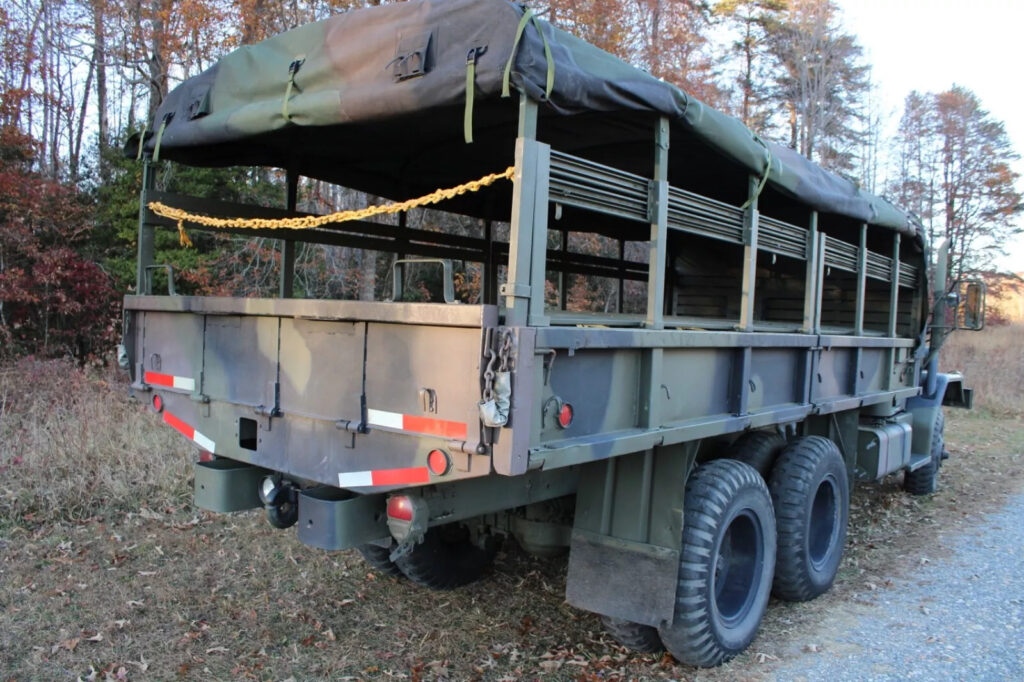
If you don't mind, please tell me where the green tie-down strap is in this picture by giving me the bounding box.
[135,121,148,161]
[464,48,480,144]
[151,113,172,162]
[740,137,773,211]
[501,8,555,100]
[282,57,306,123]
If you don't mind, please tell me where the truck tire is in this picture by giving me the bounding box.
[904,409,945,495]
[394,523,498,590]
[601,616,664,653]
[768,436,849,602]
[658,459,776,668]
[356,543,404,578]
[724,430,787,478]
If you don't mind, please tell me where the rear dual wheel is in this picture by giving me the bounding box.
[768,436,849,601]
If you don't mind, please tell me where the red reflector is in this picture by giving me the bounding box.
[387,495,414,521]
[427,449,451,476]
[198,450,213,463]
[152,394,164,412]
[557,402,574,428]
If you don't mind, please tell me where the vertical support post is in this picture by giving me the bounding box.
[641,118,669,429]
[888,234,901,337]
[600,457,617,536]
[559,230,569,311]
[617,239,626,314]
[645,117,670,330]
[814,235,826,334]
[483,219,494,304]
[279,170,298,299]
[135,161,156,294]
[739,175,760,331]
[802,212,819,333]
[527,145,551,327]
[503,96,541,327]
[854,224,867,336]
[394,212,408,300]
[886,234,902,390]
[637,449,654,542]
[851,224,868,396]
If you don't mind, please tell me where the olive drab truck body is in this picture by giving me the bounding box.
[120,0,980,667]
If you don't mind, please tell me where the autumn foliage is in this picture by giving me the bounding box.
[0,127,118,359]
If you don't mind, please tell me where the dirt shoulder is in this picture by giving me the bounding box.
[1,411,1021,681]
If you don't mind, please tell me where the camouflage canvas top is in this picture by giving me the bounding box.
[133,0,917,238]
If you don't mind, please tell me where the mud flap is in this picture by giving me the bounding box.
[565,529,679,627]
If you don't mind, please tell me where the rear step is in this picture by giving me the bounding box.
[295,487,388,550]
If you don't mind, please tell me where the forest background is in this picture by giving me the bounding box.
[1,0,1022,360]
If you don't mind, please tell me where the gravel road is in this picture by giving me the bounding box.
[765,491,1024,681]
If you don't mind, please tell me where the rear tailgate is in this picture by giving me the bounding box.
[125,295,497,490]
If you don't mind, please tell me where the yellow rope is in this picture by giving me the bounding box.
[149,166,516,247]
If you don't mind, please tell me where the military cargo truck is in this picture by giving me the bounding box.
[120,0,983,666]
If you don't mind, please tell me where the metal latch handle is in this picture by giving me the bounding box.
[144,264,177,295]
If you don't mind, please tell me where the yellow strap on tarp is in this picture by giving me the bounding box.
[501,9,555,100]
[151,166,515,247]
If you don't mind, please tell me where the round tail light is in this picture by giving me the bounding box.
[427,449,451,476]
[557,402,574,429]
[152,394,164,412]
[387,495,415,522]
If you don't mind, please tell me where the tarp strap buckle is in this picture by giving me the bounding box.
[152,112,173,163]
[282,57,305,123]
[501,9,555,100]
[464,45,488,144]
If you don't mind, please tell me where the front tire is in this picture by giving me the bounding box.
[904,409,945,495]
[768,436,849,602]
[658,459,776,668]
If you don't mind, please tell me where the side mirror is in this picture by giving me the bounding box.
[956,279,986,331]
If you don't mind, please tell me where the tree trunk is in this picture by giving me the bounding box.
[147,0,169,121]
[92,0,110,180]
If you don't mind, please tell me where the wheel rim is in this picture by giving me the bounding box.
[808,476,839,569]
[713,510,763,626]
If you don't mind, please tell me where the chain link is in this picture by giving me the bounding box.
[148,166,516,246]
[481,328,515,402]
[497,329,514,372]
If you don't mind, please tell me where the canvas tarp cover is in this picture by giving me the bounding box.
[138,0,916,236]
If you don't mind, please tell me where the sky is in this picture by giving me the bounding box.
[835,0,1024,273]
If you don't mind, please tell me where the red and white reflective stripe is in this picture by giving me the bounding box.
[163,411,216,453]
[366,408,468,440]
[337,466,430,488]
[144,371,195,392]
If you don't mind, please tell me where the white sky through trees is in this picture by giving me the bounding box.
[836,0,1024,272]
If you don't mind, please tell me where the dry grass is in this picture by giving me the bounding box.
[941,323,1024,416]
[0,335,1022,680]
[0,358,194,526]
